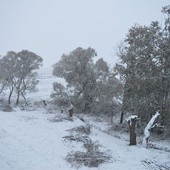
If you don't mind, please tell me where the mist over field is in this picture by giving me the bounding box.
[0,1,170,170]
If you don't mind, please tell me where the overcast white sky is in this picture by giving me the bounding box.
[0,0,169,67]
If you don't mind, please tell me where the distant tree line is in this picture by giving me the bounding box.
[0,50,43,105]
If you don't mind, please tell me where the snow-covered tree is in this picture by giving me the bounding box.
[116,6,170,134]
[0,50,43,104]
[52,47,97,112]
[0,51,17,103]
[91,59,123,115]
[52,47,122,114]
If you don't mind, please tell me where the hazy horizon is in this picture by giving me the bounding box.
[0,0,169,67]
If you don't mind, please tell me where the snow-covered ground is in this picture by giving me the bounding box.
[0,67,170,170]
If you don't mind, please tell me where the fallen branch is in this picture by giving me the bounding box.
[143,112,160,147]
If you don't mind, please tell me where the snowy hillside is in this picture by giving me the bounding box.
[0,67,170,170]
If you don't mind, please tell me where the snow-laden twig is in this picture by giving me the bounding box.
[143,112,160,147]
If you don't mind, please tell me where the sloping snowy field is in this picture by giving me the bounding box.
[0,67,170,170]
[0,108,170,170]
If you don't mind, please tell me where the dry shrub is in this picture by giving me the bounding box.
[66,139,111,168]
[50,115,73,122]
[2,103,13,112]
[63,134,90,143]
[67,125,91,135]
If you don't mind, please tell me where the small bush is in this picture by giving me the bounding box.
[67,125,91,135]
[49,114,73,122]
[2,103,13,112]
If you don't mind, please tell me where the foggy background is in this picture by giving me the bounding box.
[0,0,169,68]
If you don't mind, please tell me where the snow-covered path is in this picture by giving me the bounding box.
[0,109,170,170]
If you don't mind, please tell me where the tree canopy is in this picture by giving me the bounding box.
[52,47,122,115]
[0,50,43,105]
[116,6,170,132]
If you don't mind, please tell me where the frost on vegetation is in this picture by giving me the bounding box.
[0,50,43,105]
[52,47,122,115]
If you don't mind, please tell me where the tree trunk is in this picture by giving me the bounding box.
[0,85,5,94]
[68,109,73,117]
[120,111,124,124]
[129,119,137,145]
[8,86,14,104]
[16,91,20,105]
[21,91,28,105]
[15,78,23,105]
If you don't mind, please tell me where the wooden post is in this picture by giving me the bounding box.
[68,108,73,117]
[127,115,138,145]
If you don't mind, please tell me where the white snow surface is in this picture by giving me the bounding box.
[0,67,170,170]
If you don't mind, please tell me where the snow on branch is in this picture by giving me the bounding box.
[126,115,139,126]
